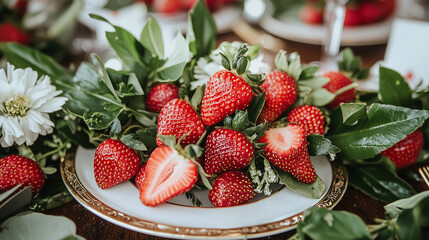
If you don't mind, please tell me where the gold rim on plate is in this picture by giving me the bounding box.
[60,149,348,239]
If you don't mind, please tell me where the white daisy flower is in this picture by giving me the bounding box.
[191,41,271,90]
[0,63,67,147]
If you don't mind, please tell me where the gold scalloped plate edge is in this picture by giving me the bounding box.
[60,149,348,239]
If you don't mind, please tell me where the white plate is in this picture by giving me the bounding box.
[78,3,241,49]
[151,5,242,34]
[259,0,408,46]
[61,147,347,239]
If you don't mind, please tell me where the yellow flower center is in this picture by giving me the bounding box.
[2,94,30,117]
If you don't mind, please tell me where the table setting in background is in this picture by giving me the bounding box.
[1,0,429,239]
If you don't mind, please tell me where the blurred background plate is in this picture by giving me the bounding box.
[259,0,408,46]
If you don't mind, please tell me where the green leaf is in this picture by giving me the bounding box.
[247,93,266,124]
[186,0,216,58]
[274,50,288,72]
[307,134,340,158]
[41,167,57,175]
[244,124,268,140]
[300,66,318,80]
[338,48,368,79]
[385,191,429,219]
[67,63,122,130]
[288,53,302,81]
[416,197,429,226]
[275,167,325,199]
[0,212,84,240]
[307,88,336,107]
[190,85,204,109]
[379,66,412,107]
[91,54,121,101]
[298,207,371,240]
[232,110,249,132]
[156,33,189,81]
[348,164,415,203]
[120,134,147,151]
[395,208,422,240]
[90,14,148,80]
[110,118,121,137]
[140,17,164,58]
[133,112,157,127]
[328,103,429,160]
[0,43,73,85]
[340,103,367,126]
[107,69,144,97]
[298,76,330,89]
[136,127,158,150]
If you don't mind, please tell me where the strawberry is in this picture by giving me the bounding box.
[299,3,323,25]
[0,155,45,195]
[287,105,325,135]
[381,130,424,169]
[359,1,384,24]
[322,71,356,109]
[152,0,182,14]
[204,128,254,175]
[139,146,197,206]
[94,139,141,189]
[258,70,297,123]
[146,83,179,113]
[259,124,316,183]
[135,163,147,189]
[0,23,30,45]
[201,70,253,126]
[208,171,255,207]
[377,0,395,19]
[13,0,28,13]
[156,98,205,146]
[344,7,362,27]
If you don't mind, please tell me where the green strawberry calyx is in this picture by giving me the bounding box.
[219,44,266,88]
[223,110,268,149]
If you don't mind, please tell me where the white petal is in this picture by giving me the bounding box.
[5,116,24,137]
[0,68,7,83]
[21,67,38,90]
[26,110,46,124]
[27,86,56,108]
[40,113,54,127]
[0,117,23,147]
[25,114,42,133]
[36,96,67,113]
[6,63,15,82]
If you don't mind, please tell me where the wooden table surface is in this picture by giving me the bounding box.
[43,31,428,240]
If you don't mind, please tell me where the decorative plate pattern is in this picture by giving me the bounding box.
[61,147,348,239]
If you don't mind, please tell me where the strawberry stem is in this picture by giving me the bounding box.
[123,124,144,135]
[36,140,71,163]
[333,82,359,97]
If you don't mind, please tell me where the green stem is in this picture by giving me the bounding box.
[334,82,359,97]
[36,140,71,161]
[123,124,144,135]
[368,219,395,234]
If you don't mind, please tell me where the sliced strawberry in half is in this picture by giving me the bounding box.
[259,124,316,183]
[139,146,197,207]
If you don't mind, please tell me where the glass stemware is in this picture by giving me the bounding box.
[319,0,348,72]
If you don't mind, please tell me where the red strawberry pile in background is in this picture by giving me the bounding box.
[299,0,396,26]
[139,0,239,14]
[0,0,30,45]
[0,0,81,61]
